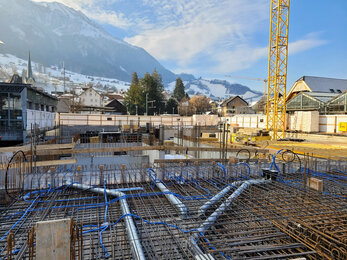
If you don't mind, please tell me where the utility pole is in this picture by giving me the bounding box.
[145,93,148,116]
[63,61,66,93]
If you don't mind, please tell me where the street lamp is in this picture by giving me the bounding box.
[145,93,148,116]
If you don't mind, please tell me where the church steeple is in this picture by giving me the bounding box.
[24,50,35,84]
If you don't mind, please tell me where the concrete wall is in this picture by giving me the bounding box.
[57,113,347,134]
[58,113,195,127]
[27,109,56,130]
[222,114,267,129]
[287,112,347,134]
[287,111,320,133]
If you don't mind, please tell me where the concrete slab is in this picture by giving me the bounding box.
[36,218,72,260]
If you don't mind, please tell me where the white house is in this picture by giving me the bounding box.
[79,87,102,107]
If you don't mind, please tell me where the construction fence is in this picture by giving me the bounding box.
[57,112,347,134]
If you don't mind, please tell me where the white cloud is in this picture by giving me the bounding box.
[83,8,131,29]
[32,0,328,76]
[125,0,267,65]
[289,32,327,54]
[174,32,327,75]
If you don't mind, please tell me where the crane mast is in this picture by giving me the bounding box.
[266,0,290,139]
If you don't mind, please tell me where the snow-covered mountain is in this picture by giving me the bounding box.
[168,78,263,102]
[0,53,130,93]
[0,0,177,83]
[0,52,262,104]
[0,0,262,102]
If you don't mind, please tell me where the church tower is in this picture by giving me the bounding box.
[24,51,35,84]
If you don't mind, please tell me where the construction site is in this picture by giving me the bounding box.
[0,0,347,259]
[0,116,346,260]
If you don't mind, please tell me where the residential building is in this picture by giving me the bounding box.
[105,99,127,115]
[220,96,248,116]
[80,87,102,107]
[252,96,267,114]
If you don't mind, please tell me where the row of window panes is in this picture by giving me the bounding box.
[0,120,23,129]
[27,102,55,112]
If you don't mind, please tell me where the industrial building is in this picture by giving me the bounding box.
[286,76,347,114]
[0,80,57,145]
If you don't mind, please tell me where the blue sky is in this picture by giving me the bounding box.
[34,0,347,92]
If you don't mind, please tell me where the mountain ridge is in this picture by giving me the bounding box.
[0,0,177,82]
[0,0,262,102]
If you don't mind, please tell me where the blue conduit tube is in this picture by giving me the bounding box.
[68,182,146,260]
[147,168,188,219]
[216,163,227,179]
[191,179,269,255]
[234,162,251,179]
[6,188,208,220]
[83,212,232,260]
[0,188,47,241]
[198,180,245,216]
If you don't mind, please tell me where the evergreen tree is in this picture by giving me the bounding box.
[173,77,185,102]
[131,72,139,86]
[141,70,165,115]
[151,69,165,114]
[124,72,144,115]
[166,97,178,114]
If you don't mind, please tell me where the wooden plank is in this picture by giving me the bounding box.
[32,145,268,156]
[0,159,76,169]
[0,143,75,154]
[154,158,230,163]
[34,145,166,156]
[154,158,267,164]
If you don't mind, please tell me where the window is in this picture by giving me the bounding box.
[107,117,112,121]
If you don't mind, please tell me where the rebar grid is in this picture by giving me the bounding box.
[0,161,346,260]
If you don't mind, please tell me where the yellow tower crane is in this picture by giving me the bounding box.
[266,0,290,140]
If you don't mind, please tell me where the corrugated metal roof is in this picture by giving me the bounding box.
[305,92,338,103]
[301,76,347,93]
